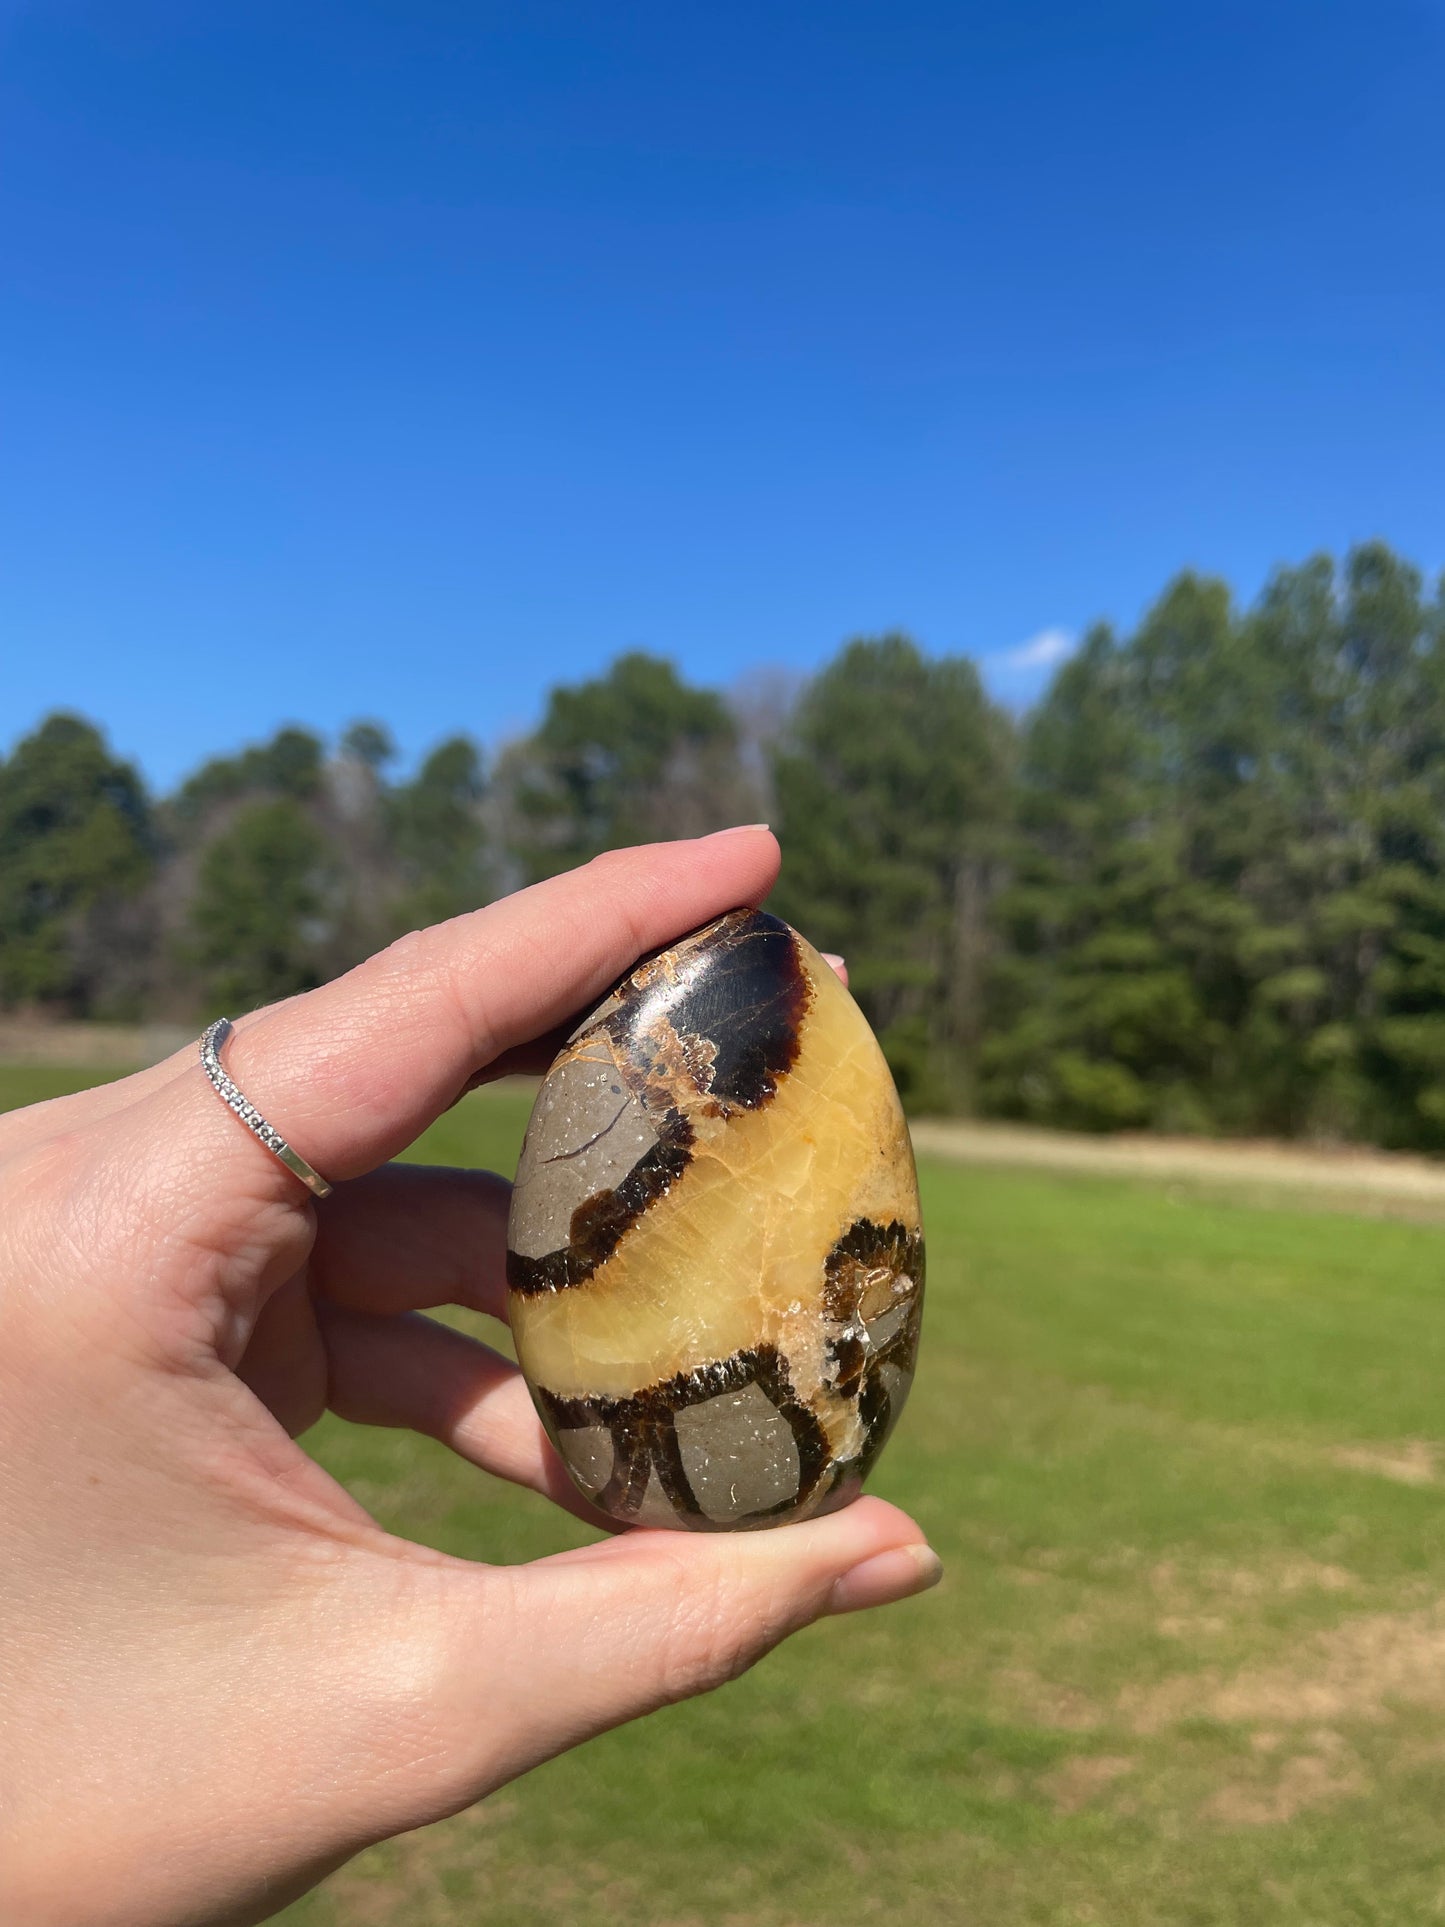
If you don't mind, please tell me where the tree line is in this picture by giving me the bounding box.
[5,541,1445,1147]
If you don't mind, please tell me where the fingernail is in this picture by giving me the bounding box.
[706,822,771,838]
[822,952,846,969]
[826,1543,943,1617]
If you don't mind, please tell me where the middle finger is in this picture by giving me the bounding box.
[311,1162,512,1322]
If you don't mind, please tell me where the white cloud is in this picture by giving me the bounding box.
[1002,626,1076,670]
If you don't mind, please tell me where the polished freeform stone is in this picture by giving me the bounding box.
[506,908,925,1531]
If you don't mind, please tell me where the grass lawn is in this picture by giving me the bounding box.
[7,1068,1445,1923]
[0,1062,135,1110]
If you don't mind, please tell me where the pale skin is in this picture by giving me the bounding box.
[0,828,941,1927]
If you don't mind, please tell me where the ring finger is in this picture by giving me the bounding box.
[319,1306,614,1529]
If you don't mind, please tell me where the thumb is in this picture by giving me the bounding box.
[431,1498,941,1798]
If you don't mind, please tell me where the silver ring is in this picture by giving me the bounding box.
[199,1018,334,1199]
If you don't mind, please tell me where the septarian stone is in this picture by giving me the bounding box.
[506,908,925,1531]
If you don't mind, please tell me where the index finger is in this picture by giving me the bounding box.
[141,827,780,1193]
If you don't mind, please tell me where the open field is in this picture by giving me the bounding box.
[8,1067,1445,1922]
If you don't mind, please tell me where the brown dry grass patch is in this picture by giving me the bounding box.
[1043,1754,1137,1814]
[1127,1607,1445,1733]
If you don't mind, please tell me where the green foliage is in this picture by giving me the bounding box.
[387,736,489,928]
[770,634,1012,1110]
[172,725,325,825]
[10,542,1445,1150]
[186,797,336,1010]
[339,720,396,773]
[509,651,747,879]
[986,546,1445,1142]
[0,713,153,1010]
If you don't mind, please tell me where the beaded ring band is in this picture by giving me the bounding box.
[199,1017,334,1199]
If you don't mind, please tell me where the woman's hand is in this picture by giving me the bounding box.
[0,829,939,1927]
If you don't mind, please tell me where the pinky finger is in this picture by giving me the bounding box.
[318,1306,614,1530]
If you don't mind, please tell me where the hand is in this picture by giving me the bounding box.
[0,829,940,1927]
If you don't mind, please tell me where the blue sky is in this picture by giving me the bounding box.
[2,0,1442,790]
